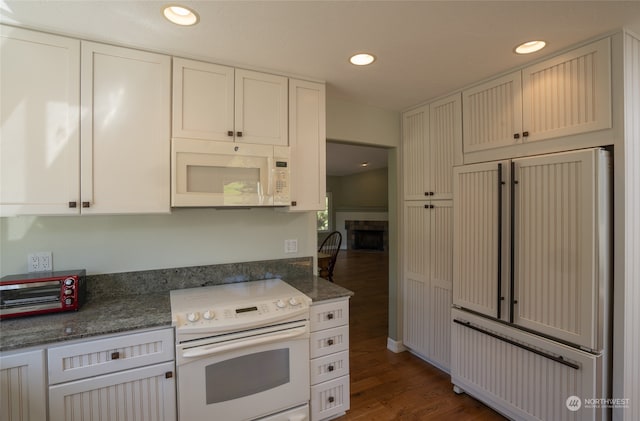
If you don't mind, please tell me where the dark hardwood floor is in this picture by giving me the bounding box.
[330,250,507,421]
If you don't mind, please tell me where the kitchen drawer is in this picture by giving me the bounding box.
[310,350,349,385]
[311,375,350,421]
[310,299,349,332]
[310,325,349,359]
[48,328,174,384]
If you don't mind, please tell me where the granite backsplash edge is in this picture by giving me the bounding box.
[86,257,314,301]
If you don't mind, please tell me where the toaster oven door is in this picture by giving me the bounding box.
[0,280,62,316]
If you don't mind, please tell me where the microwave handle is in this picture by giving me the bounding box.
[181,326,309,359]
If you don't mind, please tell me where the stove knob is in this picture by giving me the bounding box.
[203,310,215,320]
[276,299,286,308]
[288,297,299,306]
[186,312,200,322]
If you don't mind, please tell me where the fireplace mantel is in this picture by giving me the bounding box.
[345,220,388,251]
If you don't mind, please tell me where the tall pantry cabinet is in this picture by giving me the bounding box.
[401,93,461,370]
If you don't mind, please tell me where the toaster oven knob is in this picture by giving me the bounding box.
[203,310,215,320]
[64,297,74,305]
[64,278,74,286]
[187,312,200,322]
[64,289,73,296]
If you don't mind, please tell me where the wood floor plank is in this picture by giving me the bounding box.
[330,250,506,421]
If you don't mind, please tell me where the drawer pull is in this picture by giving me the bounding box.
[111,351,120,360]
[327,313,334,320]
[327,339,334,346]
[327,365,335,372]
[328,396,335,403]
[165,371,173,379]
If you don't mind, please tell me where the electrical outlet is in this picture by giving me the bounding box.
[27,252,53,272]
[284,239,298,254]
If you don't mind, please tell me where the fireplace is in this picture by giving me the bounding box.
[345,220,388,251]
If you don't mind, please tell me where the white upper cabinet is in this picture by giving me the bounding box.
[521,37,611,142]
[403,93,462,200]
[81,42,171,214]
[173,58,288,146]
[0,25,80,216]
[287,79,326,211]
[462,72,523,153]
[172,58,234,142]
[463,37,611,156]
[235,69,288,146]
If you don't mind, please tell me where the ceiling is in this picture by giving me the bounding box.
[2,1,639,175]
[326,142,388,176]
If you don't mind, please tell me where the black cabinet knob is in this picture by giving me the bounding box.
[328,396,335,403]
[327,339,334,346]
[514,133,520,139]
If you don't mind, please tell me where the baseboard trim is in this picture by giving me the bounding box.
[387,337,406,353]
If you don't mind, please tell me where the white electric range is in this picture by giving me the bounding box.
[170,279,312,421]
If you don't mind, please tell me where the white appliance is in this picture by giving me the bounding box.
[451,148,611,421]
[172,138,290,207]
[171,279,311,421]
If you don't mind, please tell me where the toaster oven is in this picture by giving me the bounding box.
[0,270,86,319]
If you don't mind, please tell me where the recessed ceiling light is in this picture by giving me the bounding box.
[514,40,546,55]
[163,4,199,26]
[360,161,369,167]
[350,53,376,66]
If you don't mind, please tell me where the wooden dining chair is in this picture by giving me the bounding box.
[318,231,342,282]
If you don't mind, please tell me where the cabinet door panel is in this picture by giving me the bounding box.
[0,350,47,421]
[402,201,431,356]
[0,26,80,216]
[522,37,611,142]
[429,94,462,199]
[512,149,606,349]
[49,361,176,421]
[235,69,288,146]
[462,72,522,153]
[287,79,326,210]
[81,42,170,214]
[453,161,510,319]
[172,58,235,141]
[402,106,429,200]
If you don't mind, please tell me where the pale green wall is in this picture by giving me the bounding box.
[328,168,388,212]
[0,209,315,276]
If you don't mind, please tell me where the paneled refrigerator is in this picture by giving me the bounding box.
[451,148,612,421]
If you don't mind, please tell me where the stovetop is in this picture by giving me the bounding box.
[170,279,311,338]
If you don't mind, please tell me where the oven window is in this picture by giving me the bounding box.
[205,349,290,404]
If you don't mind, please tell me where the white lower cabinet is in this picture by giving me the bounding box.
[0,349,47,421]
[47,328,176,421]
[309,298,350,421]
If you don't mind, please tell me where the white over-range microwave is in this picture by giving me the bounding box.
[171,138,290,207]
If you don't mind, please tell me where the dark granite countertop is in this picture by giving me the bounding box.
[0,259,353,352]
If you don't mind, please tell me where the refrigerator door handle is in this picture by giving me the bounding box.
[509,161,517,323]
[453,319,580,370]
[497,163,504,319]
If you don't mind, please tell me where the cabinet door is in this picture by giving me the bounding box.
[172,58,235,142]
[402,105,429,200]
[522,37,611,142]
[49,361,176,421]
[0,25,80,216]
[287,79,326,211]
[402,201,431,356]
[235,69,288,146]
[81,42,171,214]
[453,161,510,320]
[0,349,47,421]
[512,149,608,350]
[462,71,523,153]
[428,201,453,370]
[429,93,462,199]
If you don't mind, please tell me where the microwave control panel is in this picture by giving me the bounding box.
[273,160,290,205]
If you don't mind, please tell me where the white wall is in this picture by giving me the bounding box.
[0,208,314,276]
[326,96,400,147]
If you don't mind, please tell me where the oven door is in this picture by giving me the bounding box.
[176,321,310,421]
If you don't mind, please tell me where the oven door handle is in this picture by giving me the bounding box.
[181,326,309,358]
